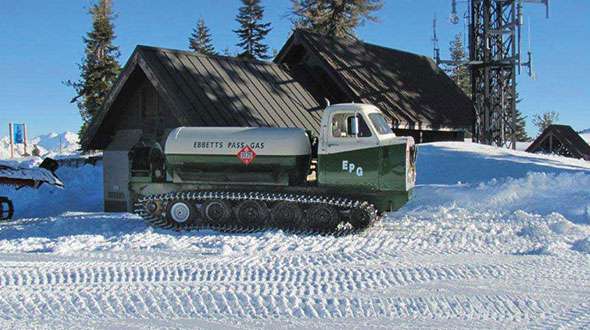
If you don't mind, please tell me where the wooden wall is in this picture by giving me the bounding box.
[110,73,181,146]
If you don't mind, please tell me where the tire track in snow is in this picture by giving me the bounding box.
[0,255,582,326]
[0,259,511,291]
[532,302,590,330]
[0,283,558,325]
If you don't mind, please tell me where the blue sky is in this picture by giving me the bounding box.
[0,0,587,138]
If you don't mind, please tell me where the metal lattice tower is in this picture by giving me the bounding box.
[435,0,548,149]
[469,0,548,148]
[471,0,518,147]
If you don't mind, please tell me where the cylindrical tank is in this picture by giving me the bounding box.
[164,127,312,185]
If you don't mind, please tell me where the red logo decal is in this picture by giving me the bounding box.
[237,145,256,165]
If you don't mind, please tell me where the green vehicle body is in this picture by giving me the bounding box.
[129,103,416,214]
[317,143,413,212]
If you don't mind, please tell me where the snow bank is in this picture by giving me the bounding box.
[0,163,102,219]
[572,237,590,254]
[417,142,590,185]
[410,171,590,224]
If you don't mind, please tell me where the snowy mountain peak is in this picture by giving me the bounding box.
[579,128,590,145]
[0,131,80,159]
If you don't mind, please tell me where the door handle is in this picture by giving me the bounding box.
[328,144,339,147]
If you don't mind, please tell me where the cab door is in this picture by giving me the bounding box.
[318,110,380,190]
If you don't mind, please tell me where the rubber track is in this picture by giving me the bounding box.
[134,191,379,236]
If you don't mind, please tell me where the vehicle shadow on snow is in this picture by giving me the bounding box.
[0,212,149,241]
[0,211,283,243]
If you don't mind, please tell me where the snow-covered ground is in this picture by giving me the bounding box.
[1,142,589,329]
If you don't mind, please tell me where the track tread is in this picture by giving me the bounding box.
[135,191,380,236]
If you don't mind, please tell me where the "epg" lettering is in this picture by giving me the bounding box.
[342,160,363,177]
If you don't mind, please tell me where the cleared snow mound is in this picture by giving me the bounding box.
[410,171,590,224]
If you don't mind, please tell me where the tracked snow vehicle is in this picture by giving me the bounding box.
[132,103,417,234]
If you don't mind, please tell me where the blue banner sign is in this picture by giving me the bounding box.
[13,124,24,143]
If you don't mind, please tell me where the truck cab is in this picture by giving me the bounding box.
[317,103,416,212]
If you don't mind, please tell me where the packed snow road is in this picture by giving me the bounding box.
[1,142,589,329]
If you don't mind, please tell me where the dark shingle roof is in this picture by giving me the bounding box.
[526,125,590,160]
[82,46,324,149]
[276,30,474,131]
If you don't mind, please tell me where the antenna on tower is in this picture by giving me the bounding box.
[450,0,459,24]
[527,17,537,79]
[432,14,440,64]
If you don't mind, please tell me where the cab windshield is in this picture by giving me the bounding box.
[369,113,394,135]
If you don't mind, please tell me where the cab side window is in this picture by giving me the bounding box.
[331,113,372,138]
[331,113,348,137]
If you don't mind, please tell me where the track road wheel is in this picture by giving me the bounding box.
[165,201,196,229]
[349,208,371,229]
[201,200,232,227]
[270,202,303,230]
[235,200,268,229]
[306,204,339,232]
[145,200,163,217]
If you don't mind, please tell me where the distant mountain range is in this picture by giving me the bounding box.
[0,132,80,159]
[578,128,590,145]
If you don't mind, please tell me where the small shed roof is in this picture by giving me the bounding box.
[526,125,590,160]
[275,30,474,131]
[82,46,324,149]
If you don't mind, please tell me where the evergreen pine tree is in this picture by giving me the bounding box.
[289,0,384,38]
[504,89,530,142]
[513,108,530,142]
[65,0,121,138]
[513,90,530,142]
[234,0,272,60]
[532,110,559,136]
[189,18,216,55]
[444,33,471,98]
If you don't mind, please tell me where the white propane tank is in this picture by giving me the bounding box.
[165,127,311,156]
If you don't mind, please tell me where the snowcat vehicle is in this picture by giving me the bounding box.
[0,158,63,220]
[132,103,417,234]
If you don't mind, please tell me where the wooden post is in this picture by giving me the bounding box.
[9,123,14,159]
[23,123,28,156]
